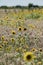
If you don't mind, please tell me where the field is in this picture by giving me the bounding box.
[0,8,43,65]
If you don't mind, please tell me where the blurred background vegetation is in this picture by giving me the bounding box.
[0,3,43,9]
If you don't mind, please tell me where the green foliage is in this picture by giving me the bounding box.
[0,6,8,9]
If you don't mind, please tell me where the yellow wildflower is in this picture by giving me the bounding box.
[24,52,35,62]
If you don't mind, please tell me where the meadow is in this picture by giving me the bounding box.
[0,8,43,65]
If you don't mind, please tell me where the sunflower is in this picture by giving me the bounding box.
[3,41,8,45]
[24,28,27,31]
[0,45,3,51]
[39,48,42,52]
[28,24,35,29]
[11,38,15,42]
[6,46,12,52]
[12,30,16,34]
[1,36,5,41]
[24,52,35,62]
[31,48,37,52]
[18,27,22,31]
[37,61,42,65]
[0,45,2,48]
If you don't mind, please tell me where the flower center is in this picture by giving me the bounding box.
[27,55,31,60]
